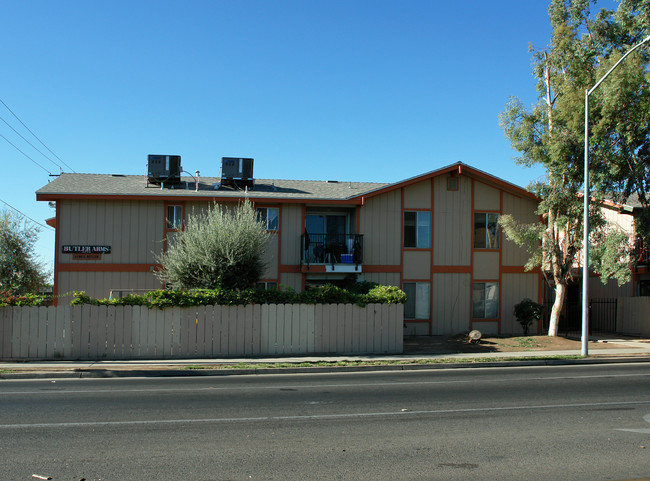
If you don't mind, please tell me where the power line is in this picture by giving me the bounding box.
[0,132,52,174]
[0,198,55,231]
[0,114,63,173]
[0,97,76,173]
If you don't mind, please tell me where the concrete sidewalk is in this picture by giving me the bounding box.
[2,337,650,380]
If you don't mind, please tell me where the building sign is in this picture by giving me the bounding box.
[62,245,111,254]
[72,253,102,260]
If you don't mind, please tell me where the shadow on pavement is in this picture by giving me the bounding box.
[403,335,500,355]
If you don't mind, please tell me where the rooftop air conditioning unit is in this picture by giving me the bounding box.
[221,157,254,188]
[147,155,181,185]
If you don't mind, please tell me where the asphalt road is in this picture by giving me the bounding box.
[1,364,650,480]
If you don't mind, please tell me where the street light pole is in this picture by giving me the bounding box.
[582,34,650,357]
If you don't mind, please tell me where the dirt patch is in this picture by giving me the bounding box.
[403,334,615,355]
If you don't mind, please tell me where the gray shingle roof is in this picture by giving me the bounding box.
[617,193,643,209]
[37,173,390,201]
[596,192,643,210]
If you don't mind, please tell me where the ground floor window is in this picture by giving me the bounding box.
[638,280,650,296]
[472,282,499,318]
[256,281,278,290]
[305,277,349,289]
[403,282,430,319]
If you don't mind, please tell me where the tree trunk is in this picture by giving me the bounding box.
[547,282,566,337]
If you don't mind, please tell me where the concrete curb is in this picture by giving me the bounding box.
[2,355,650,380]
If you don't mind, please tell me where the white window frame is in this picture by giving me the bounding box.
[257,207,279,231]
[474,212,500,249]
[404,211,431,248]
[472,282,499,319]
[403,282,430,320]
[166,204,183,230]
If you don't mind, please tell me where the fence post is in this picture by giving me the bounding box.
[0,307,12,359]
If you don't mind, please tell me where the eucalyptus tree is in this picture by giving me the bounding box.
[499,0,648,335]
[589,1,650,243]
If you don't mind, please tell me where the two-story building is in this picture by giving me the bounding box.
[36,160,542,336]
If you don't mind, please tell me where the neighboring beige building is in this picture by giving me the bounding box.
[533,196,638,334]
[37,161,543,336]
[599,195,648,296]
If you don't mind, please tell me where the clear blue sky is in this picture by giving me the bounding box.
[3,0,610,277]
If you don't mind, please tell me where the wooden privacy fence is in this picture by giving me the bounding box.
[0,303,403,360]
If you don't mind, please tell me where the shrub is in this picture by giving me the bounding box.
[513,298,543,336]
[155,200,270,291]
[70,283,407,309]
[365,285,407,304]
[0,290,52,307]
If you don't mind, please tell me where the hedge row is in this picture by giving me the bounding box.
[0,291,53,307]
[70,283,406,309]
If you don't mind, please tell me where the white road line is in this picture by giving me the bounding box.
[616,412,650,434]
[1,400,649,429]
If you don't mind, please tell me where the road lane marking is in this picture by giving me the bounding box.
[1,400,649,429]
[616,412,650,434]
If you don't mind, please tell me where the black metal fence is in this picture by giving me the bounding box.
[589,298,618,332]
[301,233,363,266]
[542,298,618,335]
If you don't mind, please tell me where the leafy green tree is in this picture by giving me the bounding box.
[155,200,270,291]
[588,4,650,248]
[0,209,49,295]
[499,0,646,335]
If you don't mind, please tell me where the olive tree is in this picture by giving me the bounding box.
[155,200,270,291]
[0,209,49,295]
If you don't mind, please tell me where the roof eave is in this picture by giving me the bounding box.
[355,162,538,202]
[36,192,365,205]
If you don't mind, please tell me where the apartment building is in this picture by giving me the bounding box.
[37,160,542,335]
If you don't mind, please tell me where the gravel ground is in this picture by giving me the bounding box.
[402,334,644,355]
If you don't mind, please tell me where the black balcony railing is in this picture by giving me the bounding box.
[301,233,363,266]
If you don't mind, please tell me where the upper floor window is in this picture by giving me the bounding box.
[474,212,499,249]
[404,211,431,248]
[166,205,183,230]
[257,207,279,231]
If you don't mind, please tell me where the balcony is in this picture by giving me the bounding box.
[300,233,363,272]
